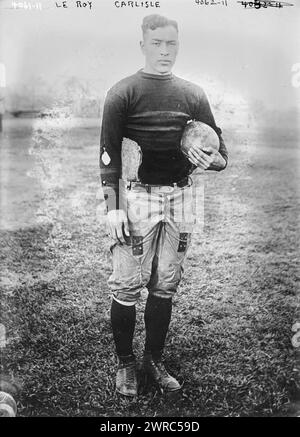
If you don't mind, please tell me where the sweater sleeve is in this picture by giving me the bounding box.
[193,88,228,171]
[99,90,127,211]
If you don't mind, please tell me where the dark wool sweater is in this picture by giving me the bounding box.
[100,69,228,211]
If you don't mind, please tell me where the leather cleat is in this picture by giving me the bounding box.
[116,357,138,397]
[142,353,181,394]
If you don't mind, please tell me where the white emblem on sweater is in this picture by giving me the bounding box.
[101,151,111,165]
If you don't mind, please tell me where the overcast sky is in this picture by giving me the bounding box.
[0,0,299,109]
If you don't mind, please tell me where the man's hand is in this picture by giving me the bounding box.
[187,145,226,171]
[106,209,130,244]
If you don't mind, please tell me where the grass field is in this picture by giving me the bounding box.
[0,116,299,417]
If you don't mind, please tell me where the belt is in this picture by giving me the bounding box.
[124,176,191,190]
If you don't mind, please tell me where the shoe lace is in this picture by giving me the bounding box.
[154,361,170,380]
[124,363,136,386]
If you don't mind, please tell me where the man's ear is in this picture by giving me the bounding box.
[140,40,145,55]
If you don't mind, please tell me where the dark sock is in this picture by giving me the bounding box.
[110,299,136,359]
[144,294,172,361]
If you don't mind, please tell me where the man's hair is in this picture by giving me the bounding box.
[141,14,178,37]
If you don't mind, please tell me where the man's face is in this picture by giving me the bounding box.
[140,25,179,75]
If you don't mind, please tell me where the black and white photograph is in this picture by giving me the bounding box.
[0,0,299,419]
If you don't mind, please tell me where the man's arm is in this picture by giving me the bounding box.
[100,90,130,244]
[100,90,126,211]
[192,88,228,171]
